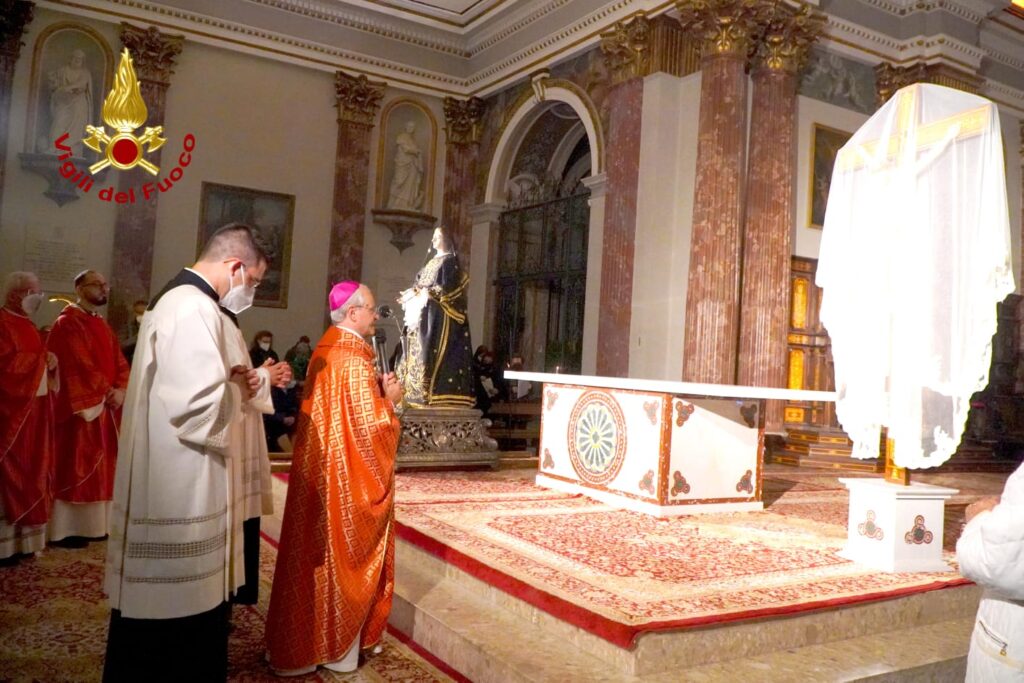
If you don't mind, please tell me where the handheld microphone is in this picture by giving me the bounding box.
[377,303,408,367]
[374,329,390,375]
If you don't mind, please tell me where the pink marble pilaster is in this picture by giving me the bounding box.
[596,78,643,377]
[442,97,484,270]
[108,24,183,337]
[0,3,34,243]
[326,71,384,300]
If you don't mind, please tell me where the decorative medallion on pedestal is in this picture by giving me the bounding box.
[546,389,559,410]
[671,471,691,496]
[567,390,627,485]
[675,400,695,426]
[858,510,884,540]
[904,515,933,545]
[396,406,498,469]
[542,448,554,469]
[639,470,656,495]
[735,469,754,494]
[643,400,659,425]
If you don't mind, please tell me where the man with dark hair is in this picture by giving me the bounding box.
[103,223,269,681]
[47,269,129,547]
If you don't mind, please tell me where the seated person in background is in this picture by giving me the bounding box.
[473,346,504,415]
[264,384,299,452]
[283,335,311,385]
[249,329,279,368]
[506,355,532,400]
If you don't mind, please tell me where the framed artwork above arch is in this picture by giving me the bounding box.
[23,22,114,157]
[375,98,438,216]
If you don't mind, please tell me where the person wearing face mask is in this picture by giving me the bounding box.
[46,270,129,548]
[0,271,58,565]
[103,224,268,682]
[249,330,278,369]
[284,336,311,384]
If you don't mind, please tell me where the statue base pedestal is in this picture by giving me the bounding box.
[397,407,499,470]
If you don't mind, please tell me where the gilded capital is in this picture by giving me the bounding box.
[599,13,652,83]
[120,24,184,86]
[676,0,766,59]
[443,96,485,146]
[0,1,34,59]
[753,4,825,73]
[334,70,385,127]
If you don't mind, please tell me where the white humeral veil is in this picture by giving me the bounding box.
[817,83,1015,469]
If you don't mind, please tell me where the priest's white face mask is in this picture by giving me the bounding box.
[220,264,256,315]
[21,291,45,315]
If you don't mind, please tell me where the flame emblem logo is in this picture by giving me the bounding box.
[82,48,165,175]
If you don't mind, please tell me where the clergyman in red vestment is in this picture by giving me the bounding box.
[266,281,403,676]
[47,270,129,545]
[0,272,57,562]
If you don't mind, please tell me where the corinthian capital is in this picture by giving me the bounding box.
[874,62,927,108]
[753,3,825,73]
[335,70,385,127]
[120,24,184,86]
[676,0,766,59]
[0,1,34,60]
[443,96,485,146]
[599,13,652,83]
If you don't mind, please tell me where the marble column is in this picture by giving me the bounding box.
[580,173,608,376]
[738,5,823,430]
[0,2,34,228]
[108,24,183,336]
[325,72,384,304]
[594,14,651,377]
[677,0,765,384]
[467,202,503,348]
[442,97,484,271]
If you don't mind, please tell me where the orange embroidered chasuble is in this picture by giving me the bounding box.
[0,308,54,526]
[48,305,129,501]
[266,326,400,671]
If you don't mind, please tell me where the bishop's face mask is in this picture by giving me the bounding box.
[220,264,255,315]
[21,291,45,315]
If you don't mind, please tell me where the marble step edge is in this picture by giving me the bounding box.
[656,616,973,683]
[394,537,982,676]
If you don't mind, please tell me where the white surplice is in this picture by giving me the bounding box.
[104,284,246,619]
[818,84,1015,469]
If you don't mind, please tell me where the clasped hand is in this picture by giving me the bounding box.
[262,358,293,389]
[381,371,403,405]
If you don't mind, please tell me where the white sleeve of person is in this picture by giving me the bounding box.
[957,464,1024,600]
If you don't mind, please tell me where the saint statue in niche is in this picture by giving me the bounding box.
[48,49,93,156]
[396,226,474,408]
[386,121,425,211]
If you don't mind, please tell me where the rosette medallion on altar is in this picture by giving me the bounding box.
[396,226,474,408]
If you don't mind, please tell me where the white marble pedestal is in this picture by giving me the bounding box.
[838,478,958,573]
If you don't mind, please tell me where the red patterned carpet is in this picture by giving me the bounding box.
[393,467,1000,648]
[0,535,455,682]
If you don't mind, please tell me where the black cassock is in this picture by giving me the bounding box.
[400,252,475,407]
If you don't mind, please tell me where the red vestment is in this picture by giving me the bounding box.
[47,305,129,502]
[0,309,54,525]
[266,326,400,671]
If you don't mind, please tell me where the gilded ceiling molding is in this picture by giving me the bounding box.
[0,0,34,59]
[599,12,652,83]
[334,70,386,126]
[444,96,485,145]
[752,3,826,74]
[675,0,769,60]
[874,60,984,107]
[120,23,185,85]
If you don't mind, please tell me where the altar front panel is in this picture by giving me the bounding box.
[536,383,763,516]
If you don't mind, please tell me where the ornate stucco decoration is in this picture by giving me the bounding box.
[0,0,34,60]
[676,0,768,60]
[443,96,485,146]
[599,13,652,83]
[753,3,825,73]
[874,61,982,108]
[119,24,184,86]
[334,70,385,127]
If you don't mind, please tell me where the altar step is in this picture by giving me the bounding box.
[390,538,980,682]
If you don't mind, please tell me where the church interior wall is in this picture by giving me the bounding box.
[362,88,449,335]
[147,41,337,349]
[998,108,1022,290]
[628,70,701,380]
[793,94,870,260]
[0,9,120,326]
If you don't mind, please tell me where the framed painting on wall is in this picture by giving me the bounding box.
[24,23,114,156]
[809,124,853,229]
[197,182,295,309]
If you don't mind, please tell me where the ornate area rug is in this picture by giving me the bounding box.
[0,536,454,682]
[394,468,995,649]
